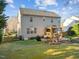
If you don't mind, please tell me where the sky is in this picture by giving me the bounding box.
[5,0,79,22]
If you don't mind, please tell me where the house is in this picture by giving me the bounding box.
[17,8,61,39]
[63,16,79,32]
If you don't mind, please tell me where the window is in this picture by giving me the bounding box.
[31,31,33,34]
[27,28,30,34]
[34,28,37,33]
[52,25,56,27]
[46,29,50,32]
[53,28,57,33]
[30,17,33,22]
[43,19,45,21]
[58,19,60,23]
[27,28,37,34]
[51,19,53,23]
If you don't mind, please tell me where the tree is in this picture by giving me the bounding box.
[0,0,7,43]
[72,23,79,35]
[67,27,76,36]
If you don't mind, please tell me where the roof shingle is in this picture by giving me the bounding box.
[20,8,60,18]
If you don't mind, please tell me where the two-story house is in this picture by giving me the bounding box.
[17,8,61,39]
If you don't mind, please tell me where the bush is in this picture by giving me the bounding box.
[67,27,76,36]
[18,35,24,40]
[72,23,79,35]
[67,30,76,36]
[35,36,41,41]
[29,36,41,41]
[29,37,36,40]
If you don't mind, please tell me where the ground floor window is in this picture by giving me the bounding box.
[27,28,37,34]
[33,28,37,34]
[27,28,30,34]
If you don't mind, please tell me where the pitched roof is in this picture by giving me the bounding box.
[20,8,60,18]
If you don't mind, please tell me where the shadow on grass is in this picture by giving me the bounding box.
[1,40,79,59]
[43,45,79,59]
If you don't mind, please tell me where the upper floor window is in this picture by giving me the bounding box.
[43,17,45,21]
[30,17,33,22]
[43,19,45,21]
[58,19,60,23]
[51,19,53,23]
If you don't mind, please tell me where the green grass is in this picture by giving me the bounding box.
[0,40,79,59]
[14,40,44,45]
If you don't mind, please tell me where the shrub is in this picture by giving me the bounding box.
[18,35,24,40]
[29,36,41,41]
[35,36,41,41]
[29,37,36,40]
[67,27,76,36]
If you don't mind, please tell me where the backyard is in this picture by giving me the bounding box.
[0,40,79,59]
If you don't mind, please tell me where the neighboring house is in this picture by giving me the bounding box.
[63,16,79,31]
[6,16,18,33]
[17,8,61,39]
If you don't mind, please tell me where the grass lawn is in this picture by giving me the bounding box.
[0,40,79,59]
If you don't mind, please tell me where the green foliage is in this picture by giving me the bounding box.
[0,0,7,43]
[67,27,76,36]
[0,0,7,29]
[72,23,79,35]
[67,23,79,37]
[1,40,79,59]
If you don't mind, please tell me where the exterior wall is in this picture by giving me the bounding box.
[17,10,21,36]
[20,15,60,39]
